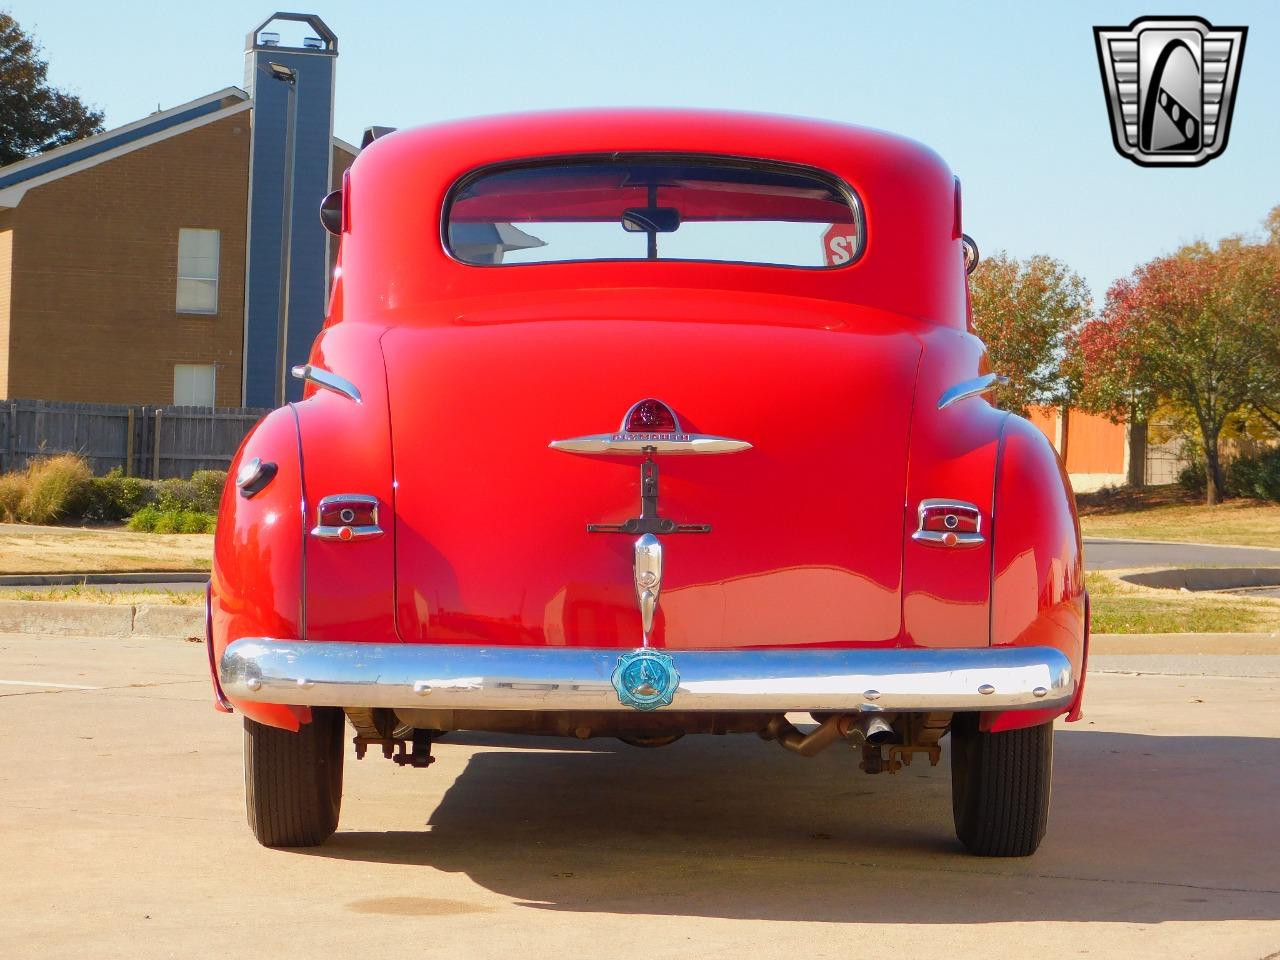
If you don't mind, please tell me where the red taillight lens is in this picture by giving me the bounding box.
[319,497,377,529]
[625,399,678,434]
[312,494,382,541]
[913,499,983,548]
[920,503,980,535]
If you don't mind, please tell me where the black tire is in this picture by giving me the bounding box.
[244,708,344,847]
[950,713,1053,857]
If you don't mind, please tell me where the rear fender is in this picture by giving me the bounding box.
[292,321,398,643]
[210,406,309,731]
[982,415,1087,732]
[901,328,1007,648]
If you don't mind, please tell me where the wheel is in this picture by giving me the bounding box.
[243,707,344,847]
[950,713,1053,857]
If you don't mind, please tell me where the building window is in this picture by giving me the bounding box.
[174,364,217,406]
[176,228,220,314]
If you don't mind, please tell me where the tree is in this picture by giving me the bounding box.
[968,252,1092,417]
[1077,240,1280,505]
[0,12,103,166]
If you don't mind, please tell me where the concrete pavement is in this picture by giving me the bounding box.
[1,633,1279,959]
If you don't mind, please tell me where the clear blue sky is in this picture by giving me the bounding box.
[10,1,1279,302]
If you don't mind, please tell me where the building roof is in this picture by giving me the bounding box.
[0,86,359,208]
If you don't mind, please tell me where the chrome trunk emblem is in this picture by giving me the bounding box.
[549,398,751,455]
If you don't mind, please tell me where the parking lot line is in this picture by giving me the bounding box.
[0,679,100,690]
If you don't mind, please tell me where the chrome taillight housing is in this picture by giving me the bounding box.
[913,499,983,548]
[311,493,382,541]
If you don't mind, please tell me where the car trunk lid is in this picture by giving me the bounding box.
[383,304,921,649]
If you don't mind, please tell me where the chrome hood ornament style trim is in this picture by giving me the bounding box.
[550,398,751,455]
[937,373,1008,410]
[291,363,362,404]
[632,533,663,643]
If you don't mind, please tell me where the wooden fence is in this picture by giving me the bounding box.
[0,399,270,479]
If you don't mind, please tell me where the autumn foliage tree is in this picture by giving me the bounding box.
[968,253,1092,417]
[0,12,103,165]
[1076,239,1280,505]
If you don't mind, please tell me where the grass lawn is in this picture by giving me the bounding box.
[0,585,202,606]
[1087,570,1280,634]
[1077,485,1280,547]
[0,523,211,574]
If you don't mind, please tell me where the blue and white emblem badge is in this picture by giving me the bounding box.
[612,648,680,710]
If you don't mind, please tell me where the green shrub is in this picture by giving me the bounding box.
[19,454,92,524]
[177,509,217,534]
[152,472,226,513]
[0,473,26,522]
[153,510,181,534]
[155,477,198,512]
[83,469,155,522]
[190,470,227,512]
[127,504,215,534]
[127,504,162,532]
[1228,448,1280,502]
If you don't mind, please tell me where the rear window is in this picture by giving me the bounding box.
[445,156,863,268]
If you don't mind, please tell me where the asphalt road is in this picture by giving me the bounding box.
[1,634,1278,959]
[1084,537,1280,570]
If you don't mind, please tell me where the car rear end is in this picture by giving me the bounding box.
[210,110,1085,855]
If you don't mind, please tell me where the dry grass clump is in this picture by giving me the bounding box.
[1,454,93,524]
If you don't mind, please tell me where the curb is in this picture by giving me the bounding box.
[0,572,208,587]
[0,600,203,639]
[1,604,1274,652]
[1092,632,1280,656]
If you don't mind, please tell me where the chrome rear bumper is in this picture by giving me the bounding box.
[219,639,1075,713]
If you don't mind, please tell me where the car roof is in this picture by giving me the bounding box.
[339,109,966,328]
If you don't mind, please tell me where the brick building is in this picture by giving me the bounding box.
[0,13,356,408]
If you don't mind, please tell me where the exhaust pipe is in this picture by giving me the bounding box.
[762,713,896,757]
[761,715,848,757]
[760,713,899,757]
[851,713,896,745]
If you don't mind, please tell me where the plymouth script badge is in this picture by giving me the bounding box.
[612,648,680,710]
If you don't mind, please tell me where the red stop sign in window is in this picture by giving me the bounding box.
[822,224,860,266]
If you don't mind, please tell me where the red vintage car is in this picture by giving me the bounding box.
[209,109,1087,857]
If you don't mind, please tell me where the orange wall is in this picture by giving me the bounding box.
[1028,407,1126,474]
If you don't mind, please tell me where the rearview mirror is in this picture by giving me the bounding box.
[621,207,681,233]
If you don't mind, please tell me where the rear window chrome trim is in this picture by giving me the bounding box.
[440,151,866,272]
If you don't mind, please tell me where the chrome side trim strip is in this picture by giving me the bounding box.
[291,363,362,404]
[220,640,1075,713]
[937,373,1008,410]
[550,433,752,455]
